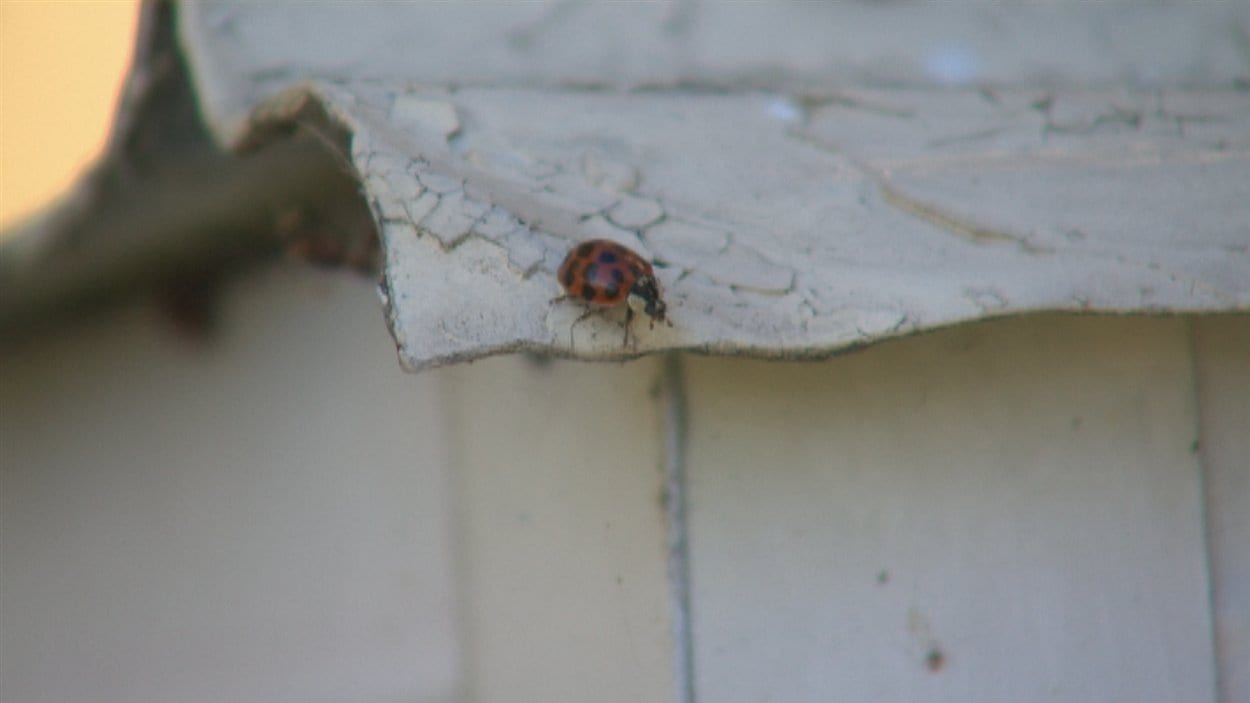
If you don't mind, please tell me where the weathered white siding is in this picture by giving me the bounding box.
[440,355,675,702]
[685,317,1214,702]
[2,268,1245,702]
[1194,319,1250,703]
[1,268,462,703]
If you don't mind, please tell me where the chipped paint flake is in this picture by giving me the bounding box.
[608,195,665,231]
[582,151,640,194]
[700,242,795,296]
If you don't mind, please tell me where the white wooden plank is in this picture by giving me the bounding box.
[0,267,462,703]
[1194,317,1250,703]
[685,316,1214,702]
[441,355,677,703]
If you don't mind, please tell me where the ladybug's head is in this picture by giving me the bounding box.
[627,274,667,324]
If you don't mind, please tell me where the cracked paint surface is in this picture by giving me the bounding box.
[245,84,1249,370]
[176,3,1250,370]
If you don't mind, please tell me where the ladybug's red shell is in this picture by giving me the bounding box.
[559,239,653,307]
[557,239,669,345]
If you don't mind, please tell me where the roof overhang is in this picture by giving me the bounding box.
[4,2,1247,369]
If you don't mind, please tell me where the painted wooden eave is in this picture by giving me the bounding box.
[249,81,1250,370]
[5,2,1249,369]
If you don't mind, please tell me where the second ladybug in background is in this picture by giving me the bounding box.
[557,239,669,345]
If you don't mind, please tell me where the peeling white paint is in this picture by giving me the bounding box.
[176,3,1250,370]
[359,86,1248,369]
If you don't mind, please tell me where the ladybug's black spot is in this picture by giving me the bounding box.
[583,262,599,285]
[603,285,619,300]
[598,249,618,264]
[581,285,596,301]
[561,266,576,288]
[577,242,596,258]
[611,268,626,284]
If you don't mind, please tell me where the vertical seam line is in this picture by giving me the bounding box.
[662,352,695,703]
[1187,318,1224,703]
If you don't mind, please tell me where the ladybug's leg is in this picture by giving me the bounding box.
[569,307,598,349]
[623,307,634,347]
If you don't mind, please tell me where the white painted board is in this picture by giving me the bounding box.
[684,317,1214,702]
[0,268,462,703]
[1194,318,1250,703]
[439,356,678,702]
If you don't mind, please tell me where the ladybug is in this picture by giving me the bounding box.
[556,239,669,345]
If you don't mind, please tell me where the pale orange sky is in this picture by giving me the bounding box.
[1,0,139,231]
